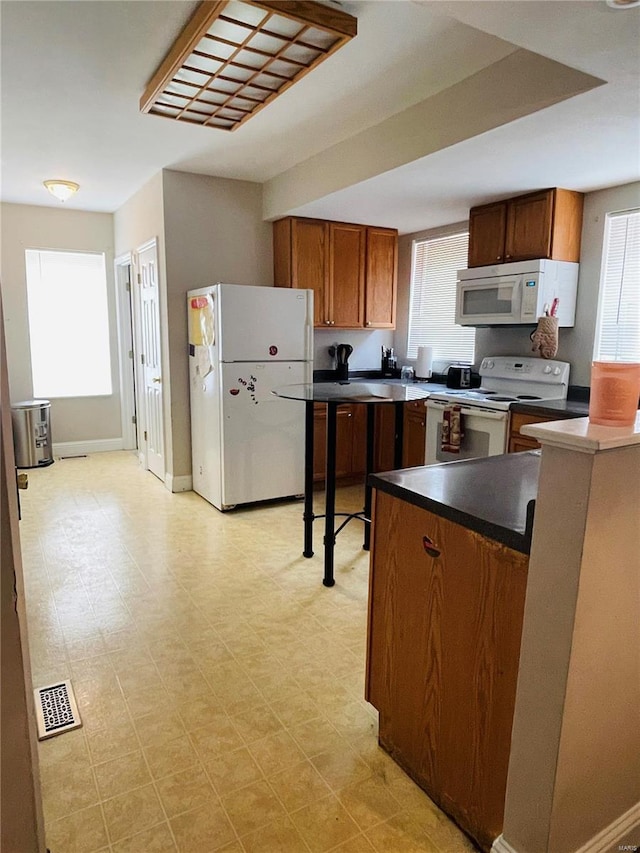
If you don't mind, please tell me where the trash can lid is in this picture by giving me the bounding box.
[11,399,51,409]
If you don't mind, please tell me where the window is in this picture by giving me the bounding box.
[594,209,640,362]
[25,249,112,397]
[407,231,475,368]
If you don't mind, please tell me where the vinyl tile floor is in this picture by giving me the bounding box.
[18,451,477,853]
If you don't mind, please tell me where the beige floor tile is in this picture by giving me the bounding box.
[94,749,151,799]
[330,836,377,853]
[203,746,264,794]
[240,814,310,853]
[86,718,139,764]
[189,714,245,763]
[337,775,403,829]
[267,759,332,813]
[40,761,100,822]
[290,793,361,853]
[311,748,373,793]
[22,455,471,853]
[365,813,440,853]
[170,802,236,852]
[289,717,348,759]
[134,707,186,748]
[111,821,177,853]
[102,783,165,843]
[144,734,200,780]
[155,765,218,818]
[247,729,307,778]
[45,803,108,853]
[220,779,286,837]
[230,702,284,744]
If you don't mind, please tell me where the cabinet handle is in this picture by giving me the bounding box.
[422,535,441,558]
[505,254,511,259]
[325,320,331,325]
[366,321,371,327]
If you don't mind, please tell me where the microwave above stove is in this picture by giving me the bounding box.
[455,259,578,327]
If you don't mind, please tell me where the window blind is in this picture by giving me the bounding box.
[594,209,640,361]
[407,231,475,366]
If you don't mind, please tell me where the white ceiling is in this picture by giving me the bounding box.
[1,0,639,234]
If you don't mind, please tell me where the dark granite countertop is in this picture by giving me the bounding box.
[369,451,540,554]
[510,398,590,418]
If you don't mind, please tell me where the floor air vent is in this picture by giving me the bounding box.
[34,680,82,740]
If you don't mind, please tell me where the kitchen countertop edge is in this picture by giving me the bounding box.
[369,452,541,555]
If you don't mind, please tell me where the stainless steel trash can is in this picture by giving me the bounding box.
[11,400,54,468]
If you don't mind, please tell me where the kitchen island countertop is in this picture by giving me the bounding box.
[369,451,540,554]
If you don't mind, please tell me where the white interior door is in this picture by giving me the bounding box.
[137,239,164,481]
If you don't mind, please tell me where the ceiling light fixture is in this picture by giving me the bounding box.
[140,0,357,132]
[606,0,640,8]
[43,180,80,203]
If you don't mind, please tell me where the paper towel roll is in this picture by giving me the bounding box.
[416,346,433,379]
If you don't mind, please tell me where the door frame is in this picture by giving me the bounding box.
[133,237,165,478]
[114,252,137,451]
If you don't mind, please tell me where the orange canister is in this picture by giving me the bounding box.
[589,361,640,427]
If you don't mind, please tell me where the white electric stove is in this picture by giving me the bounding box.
[424,356,570,464]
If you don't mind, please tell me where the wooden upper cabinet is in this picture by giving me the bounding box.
[273,217,398,329]
[468,203,507,267]
[365,227,398,329]
[468,188,584,268]
[505,190,553,261]
[329,223,366,328]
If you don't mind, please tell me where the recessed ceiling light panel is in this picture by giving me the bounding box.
[140,0,357,132]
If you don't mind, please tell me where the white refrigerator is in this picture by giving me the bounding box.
[188,284,313,511]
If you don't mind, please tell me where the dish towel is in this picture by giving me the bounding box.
[441,405,464,453]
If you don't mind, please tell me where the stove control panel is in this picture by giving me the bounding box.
[480,357,570,385]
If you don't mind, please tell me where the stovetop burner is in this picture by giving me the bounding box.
[516,394,542,400]
[490,396,518,402]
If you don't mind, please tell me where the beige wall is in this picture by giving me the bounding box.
[1,203,120,443]
[161,169,272,480]
[113,172,169,470]
[394,181,640,385]
[503,439,640,852]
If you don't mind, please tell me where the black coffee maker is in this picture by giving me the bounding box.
[335,343,353,380]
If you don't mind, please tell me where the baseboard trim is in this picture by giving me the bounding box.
[491,835,517,853]
[574,801,640,853]
[165,473,192,493]
[53,438,124,457]
[492,801,640,853]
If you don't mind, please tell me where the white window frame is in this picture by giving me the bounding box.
[407,228,475,372]
[593,208,640,362]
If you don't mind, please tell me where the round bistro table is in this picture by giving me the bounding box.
[272,381,431,587]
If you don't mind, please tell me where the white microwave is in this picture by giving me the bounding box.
[455,259,579,327]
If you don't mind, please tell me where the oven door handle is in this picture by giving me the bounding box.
[425,400,508,420]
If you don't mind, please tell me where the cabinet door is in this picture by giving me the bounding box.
[468,203,507,267]
[313,404,356,482]
[291,218,329,327]
[402,408,426,467]
[504,190,553,262]
[373,405,396,472]
[329,223,365,328]
[508,411,554,453]
[368,491,528,851]
[365,228,397,329]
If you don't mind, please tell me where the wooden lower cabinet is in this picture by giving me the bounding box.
[313,404,357,481]
[508,410,578,453]
[314,402,413,483]
[366,491,528,851]
[402,400,426,467]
